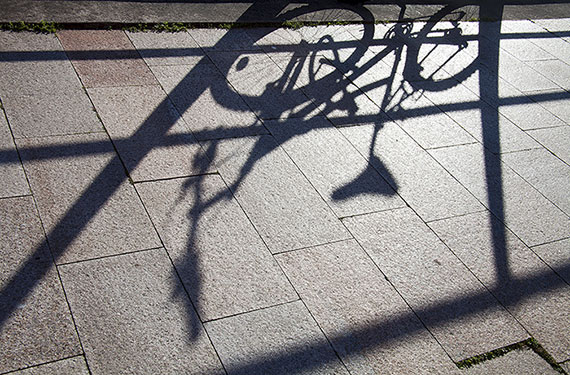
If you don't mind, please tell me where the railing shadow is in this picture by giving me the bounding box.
[0,0,569,373]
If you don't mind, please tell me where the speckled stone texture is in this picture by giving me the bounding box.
[87,85,213,181]
[0,32,102,138]
[340,122,483,221]
[429,143,570,246]
[8,356,89,375]
[151,60,264,140]
[57,30,156,87]
[429,211,570,362]
[205,301,350,375]
[276,240,461,374]
[463,348,559,375]
[136,175,297,321]
[0,196,80,373]
[344,208,528,361]
[0,109,29,198]
[209,135,350,253]
[59,249,225,375]
[17,133,160,263]
[265,116,404,218]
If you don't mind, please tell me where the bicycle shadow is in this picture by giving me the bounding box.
[0,0,568,373]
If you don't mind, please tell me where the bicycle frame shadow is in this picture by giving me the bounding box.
[0,0,569,373]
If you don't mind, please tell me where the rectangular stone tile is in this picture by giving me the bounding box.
[393,95,477,150]
[532,238,570,285]
[204,301,350,375]
[59,249,225,375]
[421,81,542,153]
[343,208,528,361]
[127,30,202,66]
[502,19,570,61]
[482,52,559,92]
[10,356,89,375]
[265,117,403,218]
[0,196,80,373]
[208,51,316,120]
[526,89,570,125]
[270,51,382,126]
[527,126,570,164]
[463,347,559,375]
[494,20,558,62]
[526,59,570,91]
[429,211,570,362]
[429,143,570,246]
[501,148,570,215]
[88,85,212,181]
[340,122,483,221]
[188,28,259,52]
[563,360,570,374]
[0,109,29,198]
[151,61,264,140]
[245,27,305,55]
[210,135,350,253]
[136,175,297,321]
[0,32,103,138]
[17,133,160,264]
[459,66,566,131]
[57,30,156,87]
[497,88,567,131]
[276,240,461,374]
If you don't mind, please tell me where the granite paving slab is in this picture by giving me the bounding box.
[57,30,156,87]
[501,148,570,215]
[59,249,225,375]
[87,85,212,181]
[9,357,90,375]
[0,109,29,198]
[208,51,317,120]
[269,51,382,126]
[204,301,350,375]
[562,361,570,374]
[390,95,477,150]
[0,196,80,373]
[458,66,566,131]
[343,208,528,361]
[136,175,297,322]
[527,126,570,165]
[526,59,570,91]
[0,32,103,138]
[276,240,461,374]
[209,135,350,253]
[428,211,570,362]
[429,143,570,246]
[265,116,404,218]
[481,52,559,93]
[462,348,559,375]
[420,81,542,153]
[127,30,203,66]
[340,122,483,222]
[151,61,264,140]
[499,19,570,62]
[188,28,260,52]
[17,133,160,264]
[526,89,570,125]
[532,238,570,285]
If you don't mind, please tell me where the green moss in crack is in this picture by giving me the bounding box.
[0,21,59,33]
[456,338,566,374]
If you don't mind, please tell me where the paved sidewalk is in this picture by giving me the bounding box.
[0,5,569,375]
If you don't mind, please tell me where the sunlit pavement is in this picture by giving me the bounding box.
[0,8,569,374]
